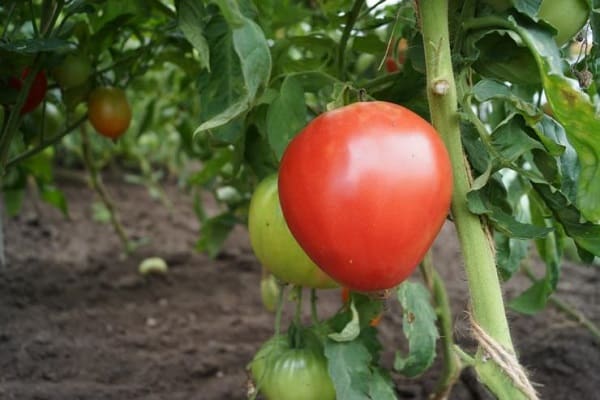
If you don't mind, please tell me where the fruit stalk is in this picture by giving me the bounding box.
[416,1,531,398]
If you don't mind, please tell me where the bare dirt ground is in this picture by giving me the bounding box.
[0,174,598,399]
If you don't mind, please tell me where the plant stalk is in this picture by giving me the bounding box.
[417,1,531,398]
[420,252,462,399]
[337,0,366,79]
[80,128,131,253]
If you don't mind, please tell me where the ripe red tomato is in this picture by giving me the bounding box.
[278,101,452,292]
[87,86,131,139]
[385,57,399,73]
[8,69,48,114]
[249,174,338,289]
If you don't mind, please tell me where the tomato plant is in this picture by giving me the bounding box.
[52,53,92,89]
[87,87,132,139]
[250,331,336,400]
[248,174,337,289]
[278,101,452,292]
[8,69,47,115]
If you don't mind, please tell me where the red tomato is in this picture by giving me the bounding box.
[87,86,131,139]
[278,101,452,292]
[8,69,48,114]
[385,57,398,73]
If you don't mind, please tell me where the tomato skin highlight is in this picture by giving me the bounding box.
[87,86,132,139]
[248,174,338,289]
[8,69,48,115]
[250,334,336,400]
[278,101,452,292]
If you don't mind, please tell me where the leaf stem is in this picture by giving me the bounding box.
[337,0,366,79]
[6,114,88,169]
[80,128,131,253]
[420,251,462,399]
[417,1,531,398]
[293,286,303,327]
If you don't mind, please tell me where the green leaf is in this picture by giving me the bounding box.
[324,340,371,400]
[509,278,552,315]
[468,180,553,239]
[512,0,542,17]
[491,115,545,162]
[194,13,271,136]
[394,281,437,378]
[266,75,306,159]
[328,301,360,342]
[177,0,211,71]
[324,340,396,400]
[510,20,600,222]
[529,191,562,290]
[495,233,529,281]
[0,38,73,54]
[196,212,238,258]
[368,368,398,399]
[233,18,272,99]
[533,183,600,256]
[212,0,245,27]
[39,185,69,217]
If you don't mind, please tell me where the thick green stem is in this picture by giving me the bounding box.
[417,2,531,398]
[420,252,462,399]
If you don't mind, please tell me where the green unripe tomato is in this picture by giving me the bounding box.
[250,334,336,400]
[481,0,590,45]
[538,0,589,45]
[248,174,338,289]
[53,53,92,89]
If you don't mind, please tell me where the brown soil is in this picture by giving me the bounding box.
[0,174,598,400]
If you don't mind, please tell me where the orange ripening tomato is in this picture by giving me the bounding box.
[279,101,452,292]
[87,87,132,139]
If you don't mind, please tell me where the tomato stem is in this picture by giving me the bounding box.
[274,283,286,336]
[310,289,319,325]
[417,1,532,398]
[293,286,303,327]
